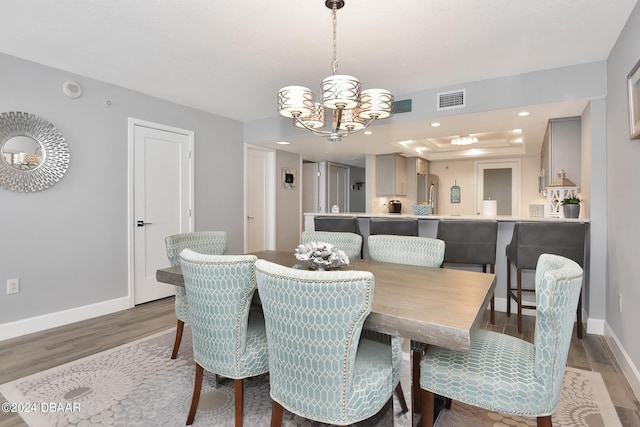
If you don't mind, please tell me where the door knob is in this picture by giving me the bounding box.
[137,220,152,227]
[247,216,255,220]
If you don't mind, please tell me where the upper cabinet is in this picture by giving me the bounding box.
[416,157,429,175]
[376,154,407,196]
[541,117,581,187]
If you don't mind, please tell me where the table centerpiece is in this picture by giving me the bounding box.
[294,241,349,271]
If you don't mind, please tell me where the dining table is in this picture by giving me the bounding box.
[156,250,496,353]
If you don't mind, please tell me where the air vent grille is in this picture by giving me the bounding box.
[437,89,466,110]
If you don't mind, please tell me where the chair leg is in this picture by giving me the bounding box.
[171,319,185,359]
[420,389,435,427]
[412,348,422,414]
[537,415,552,427]
[186,363,204,425]
[506,259,512,317]
[234,379,243,427]
[270,401,284,427]
[577,290,583,339]
[517,268,523,334]
[395,382,409,413]
[489,263,495,324]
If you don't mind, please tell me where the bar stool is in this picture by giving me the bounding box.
[314,216,359,233]
[369,217,418,236]
[506,221,586,337]
[436,220,498,324]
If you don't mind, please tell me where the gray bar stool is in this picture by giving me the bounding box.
[314,216,359,233]
[369,218,419,236]
[506,221,586,337]
[436,220,498,324]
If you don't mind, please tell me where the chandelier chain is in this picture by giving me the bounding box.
[331,4,338,75]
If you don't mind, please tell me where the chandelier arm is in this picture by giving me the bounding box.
[333,107,344,134]
[292,115,334,136]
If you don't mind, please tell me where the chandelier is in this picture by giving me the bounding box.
[277,0,393,143]
[451,135,479,146]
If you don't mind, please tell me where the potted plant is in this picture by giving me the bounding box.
[561,196,581,218]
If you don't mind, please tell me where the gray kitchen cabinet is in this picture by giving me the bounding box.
[541,117,581,187]
[376,154,407,196]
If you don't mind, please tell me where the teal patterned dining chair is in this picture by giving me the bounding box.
[255,259,405,426]
[164,231,226,359]
[179,249,269,427]
[367,234,445,416]
[301,230,363,259]
[419,253,583,427]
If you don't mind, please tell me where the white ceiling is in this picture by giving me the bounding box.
[1,0,636,165]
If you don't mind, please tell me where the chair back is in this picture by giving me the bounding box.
[533,253,583,406]
[165,231,227,266]
[506,222,586,269]
[368,235,444,267]
[255,259,374,422]
[314,216,359,233]
[179,249,266,378]
[437,220,497,265]
[301,230,362,259]
[369,218,418,236]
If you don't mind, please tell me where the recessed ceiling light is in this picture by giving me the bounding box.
[431,122,441,127]
[514,138,523,143]
[513,128,522,133]
[364,131,372,135]
[275,141,291,145]
[398,140,414,147]
[518,111,530,117]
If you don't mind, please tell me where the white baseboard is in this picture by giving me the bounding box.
[0,297,132,342]
[604,323,640,401]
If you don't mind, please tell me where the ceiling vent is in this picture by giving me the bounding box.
[437,89,466,111]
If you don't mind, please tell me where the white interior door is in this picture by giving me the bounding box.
[131,119,193,305]
[245,146,275,253]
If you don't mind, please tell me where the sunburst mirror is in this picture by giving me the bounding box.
[0,112,70,192]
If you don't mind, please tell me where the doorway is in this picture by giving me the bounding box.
[328,163,350,213]
[475,159,521,216]
[129,119,194,305]
[245,145,275,253]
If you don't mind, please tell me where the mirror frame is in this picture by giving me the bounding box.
[0,111,69,192]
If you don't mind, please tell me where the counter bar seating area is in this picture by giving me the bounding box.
[506,221,587,337]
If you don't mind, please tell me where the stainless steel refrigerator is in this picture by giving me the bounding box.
[417,173,439,214]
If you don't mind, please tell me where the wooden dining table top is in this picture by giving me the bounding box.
[156,250,496,352]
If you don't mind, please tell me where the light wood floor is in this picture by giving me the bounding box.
[1,298,639,426]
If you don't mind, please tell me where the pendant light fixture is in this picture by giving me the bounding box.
[451,135,479,146]
[277,0,393,143]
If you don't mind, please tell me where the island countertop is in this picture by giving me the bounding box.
[303,212,590,223]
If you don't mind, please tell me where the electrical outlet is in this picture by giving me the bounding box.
[7,278,20,294]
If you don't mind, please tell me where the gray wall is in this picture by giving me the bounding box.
[606,1,640,385]
[348,166,366,212]
[0,53,244,323]
[275,149,302,251]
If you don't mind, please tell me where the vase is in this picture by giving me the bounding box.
[563,204,580,219]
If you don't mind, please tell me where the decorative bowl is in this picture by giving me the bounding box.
[412,204,432,215]
[294,241,349,270]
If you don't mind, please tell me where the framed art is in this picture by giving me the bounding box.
[281,167,296,189]
[628,58,640,140]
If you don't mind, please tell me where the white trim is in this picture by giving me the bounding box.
[605,322,640,401]
[586,317,605,335]
[475,158,521,216]
[0,297,131,342]
[127,118,194,306]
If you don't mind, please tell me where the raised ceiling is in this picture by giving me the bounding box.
[0,0,635,164]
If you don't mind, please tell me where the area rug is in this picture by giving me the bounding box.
[0,328,622,427]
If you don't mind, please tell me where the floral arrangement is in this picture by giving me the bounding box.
[294,241,349,270]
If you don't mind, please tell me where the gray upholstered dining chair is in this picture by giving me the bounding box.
[164,231,227,359]
[179,249,269,427]
[367,234,445,417]
[301,230,363,259]
[419,253,583,427]
[255,259,405,426]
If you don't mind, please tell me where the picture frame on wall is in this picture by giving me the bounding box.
[628,58,640,140]
[281,167,297,189]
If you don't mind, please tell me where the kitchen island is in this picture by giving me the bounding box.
[304,213,590,322]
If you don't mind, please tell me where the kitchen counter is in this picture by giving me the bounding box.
[304,212,590,223]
